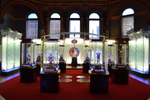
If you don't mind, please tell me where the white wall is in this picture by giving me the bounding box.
[65,38,84,64]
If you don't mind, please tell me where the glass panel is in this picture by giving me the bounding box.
[121,16,134,37]
[122,8,134,16]
[69,20,80,38]
[28,13,38,19]
[144,37,149,72]
[129,39,136,69]
[34,45,41,62]
[14,39,21,67]
[136,38,144,71]
[26,20,38,39]
[49,20,60,39]
[89,13,100,19]
[89,20,99,39]
[7,37,15,70]
[50,13,61,18]
[70,13,80,18]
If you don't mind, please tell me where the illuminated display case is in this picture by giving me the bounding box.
[20,39,37,83]
[21,40,35,66]
[87,41,108,71]
[40,39,59,73]
[1,29,22,75]
[128,30,150,77]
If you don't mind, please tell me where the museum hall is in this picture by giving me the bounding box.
[0,0,150,100]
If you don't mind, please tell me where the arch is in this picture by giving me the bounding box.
[107,1,150,26]
[50,13,61,18]
[68,10,82,18]
[89,13,100,19]
[1,1,43,25]
[87,10,103,18]
[28,13,38,19]
[70,13,80,18]
[122,8,134,16]
[48,10,62,18]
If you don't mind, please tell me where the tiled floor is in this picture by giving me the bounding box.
[0,67,150,85]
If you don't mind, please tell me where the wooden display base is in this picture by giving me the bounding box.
[0,68,20,76]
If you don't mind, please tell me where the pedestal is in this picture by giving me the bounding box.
[71,57,77,67]
[59,62,66,73]
[83,63,90,73]
[20,65,37,83]
[90,71,109,93]
[111,66,129,84]
[40,72,59,93]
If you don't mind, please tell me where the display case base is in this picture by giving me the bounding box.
[83,63,90,73]
[90,72,109,93]
[0,68,20,76]
[129,70,150,78]
[111,68,129,84]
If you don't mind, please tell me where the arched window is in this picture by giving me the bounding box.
[89,13,100,39]
[26,13,38,39]
[49,13,61,39]
[69,13,80,38]
[121,8,134,38]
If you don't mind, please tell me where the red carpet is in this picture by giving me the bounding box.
[0,70,150,100]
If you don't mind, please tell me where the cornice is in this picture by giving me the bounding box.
[27,0,124,6]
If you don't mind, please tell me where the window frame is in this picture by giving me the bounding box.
[89,13,101,40]
[69,13,81,38]
[121,8,134,38]
[26,13,38,39]
[49,13,61,39]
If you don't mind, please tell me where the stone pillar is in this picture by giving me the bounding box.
[105,26,110,39]
[38,25,45,39]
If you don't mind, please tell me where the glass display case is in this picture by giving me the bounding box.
[21,41,35,67]
[40,39,59,74]
[128,30,150,76]
[1,29,22,75]
[20,39,37,83]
